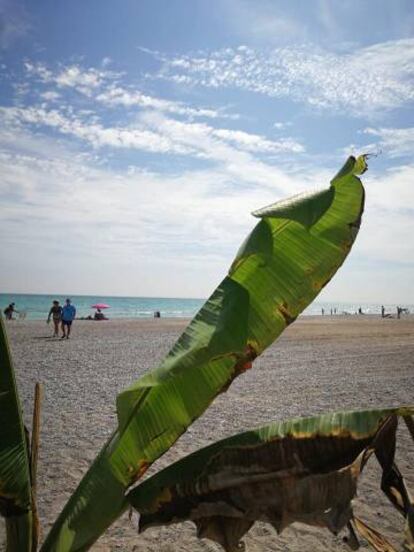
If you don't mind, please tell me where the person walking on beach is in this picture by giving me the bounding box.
[61,298,76,339]
[381,305,385,318]
[47,300,62,337]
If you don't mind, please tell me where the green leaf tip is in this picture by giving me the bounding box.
[353,154,369,176]
[332,154,370,182]
[251,155,369,226]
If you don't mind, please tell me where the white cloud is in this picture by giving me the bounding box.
[213,128,303,153]
[0,128,289,296]
[273,121,291,130]
[54,66,103,93]
[1,114,412,301]
[0,111,311,263]
[40,90,61,102]
[365,163,414,214]
[0,106,193,155]
[0,106,305,179]
[138,112,306,190]
[101,56,112,67]
[95,85,224,119]
[24,61,229,120]
[363,127,414,158]
[12,81,30,98]
[347,164,414,296]
[24,62,114,97]
[157,39,414,114]
[24,62,53,82]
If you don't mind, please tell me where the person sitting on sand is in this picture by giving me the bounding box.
[4,302,18,320]
[94,308,107,321]
[47,300,63,337]
[61,298,76,338]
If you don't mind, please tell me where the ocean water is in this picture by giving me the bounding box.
[0,294,204,320]
[0,293,412,321]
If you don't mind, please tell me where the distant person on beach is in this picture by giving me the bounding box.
[397,306,402,319]
[358,307,363,315]
[154,310,161,318]
[61,298,76,338]
[3,302,18,320]
[47,300,63,337]
[94,308,107,321]
[381,305,385,318]
[321,308,324,316]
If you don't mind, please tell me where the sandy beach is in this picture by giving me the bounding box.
[1,315,413,551]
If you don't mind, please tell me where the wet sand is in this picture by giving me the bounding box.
[1,315,414,551]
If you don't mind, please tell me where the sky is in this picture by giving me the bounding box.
[0,0,413,302]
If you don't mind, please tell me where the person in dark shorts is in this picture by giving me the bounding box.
[61,298,76,339]
[47,300,63,337]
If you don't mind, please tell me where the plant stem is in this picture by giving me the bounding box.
[30,383,43,552]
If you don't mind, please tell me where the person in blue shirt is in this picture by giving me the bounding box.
[61,298,76,339]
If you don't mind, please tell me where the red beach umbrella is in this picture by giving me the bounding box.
[91,303,110,309]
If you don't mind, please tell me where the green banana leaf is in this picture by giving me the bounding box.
[42,155,367,551]
[128,406,414,552]
[0,316,33,550]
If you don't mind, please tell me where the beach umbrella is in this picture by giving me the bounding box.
[91,303,110,309]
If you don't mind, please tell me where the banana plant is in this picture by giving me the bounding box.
[128,406,414,552]
[41,155,368,551]
[0,316,33,551]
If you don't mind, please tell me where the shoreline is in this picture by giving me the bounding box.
[4,311,413,323]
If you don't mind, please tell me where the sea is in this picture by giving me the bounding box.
[0,293,411,321]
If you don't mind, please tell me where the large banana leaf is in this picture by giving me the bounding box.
[0,316,33,550]
[42,155,367,551]
[128,406,414,552]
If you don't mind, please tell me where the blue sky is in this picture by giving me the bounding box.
[0,0,413,302]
